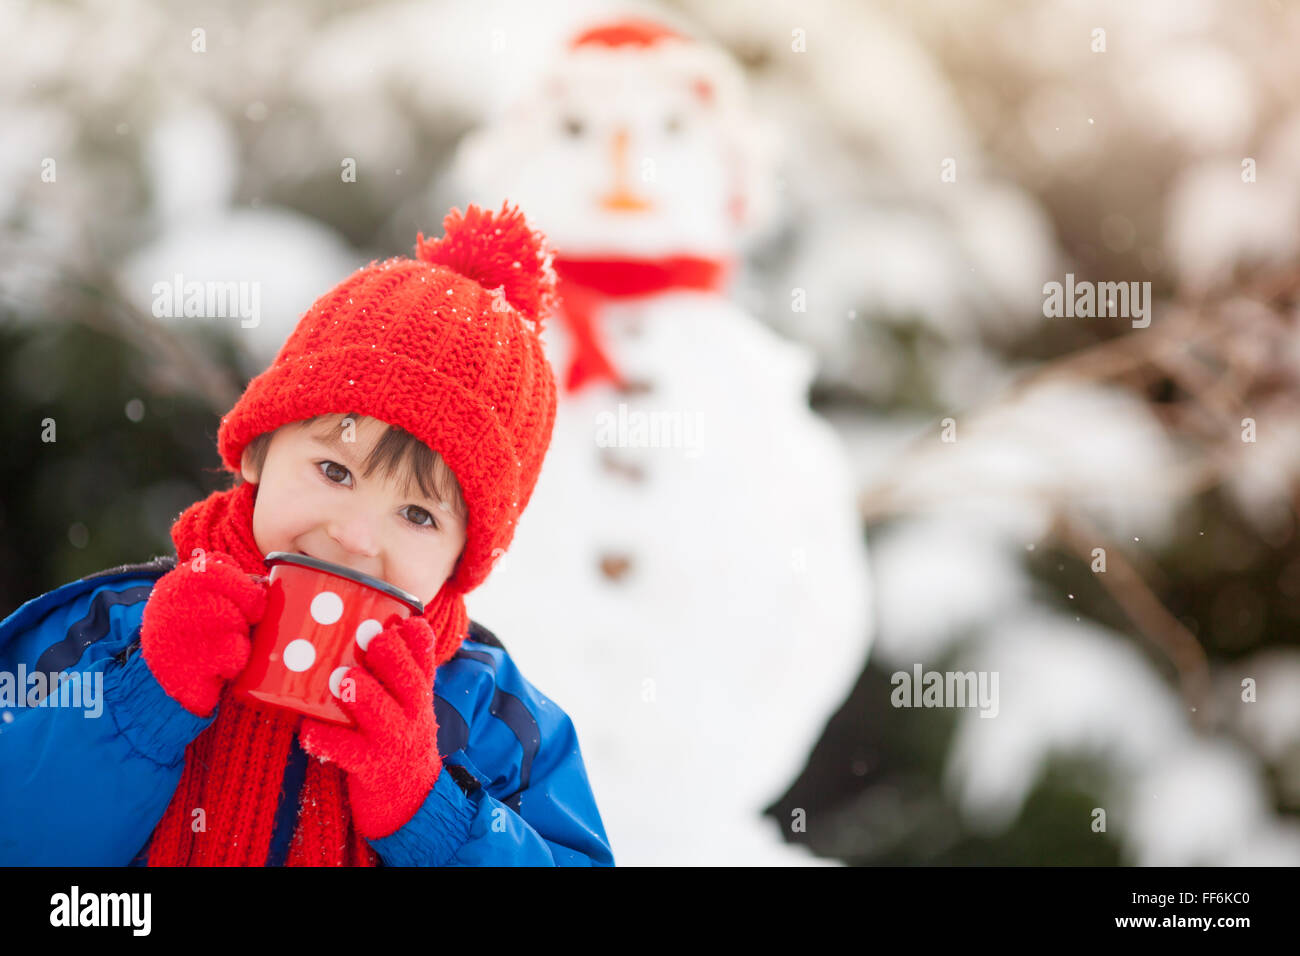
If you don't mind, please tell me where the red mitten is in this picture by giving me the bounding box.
[299,614,442,840]
[139,550,269,718]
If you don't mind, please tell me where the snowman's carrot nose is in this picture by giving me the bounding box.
[600,127,654,213]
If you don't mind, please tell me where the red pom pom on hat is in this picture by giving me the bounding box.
[415,200,558,333]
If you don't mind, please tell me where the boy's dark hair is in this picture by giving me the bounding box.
[239,411,468,523]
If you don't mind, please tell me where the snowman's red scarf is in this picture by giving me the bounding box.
[145,480,468,866]
[553,254,731,393]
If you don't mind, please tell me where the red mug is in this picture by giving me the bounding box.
[232,551,425,726]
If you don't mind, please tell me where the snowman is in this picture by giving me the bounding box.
[447,16,873,865]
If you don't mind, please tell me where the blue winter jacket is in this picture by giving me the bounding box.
[0,555,614,867]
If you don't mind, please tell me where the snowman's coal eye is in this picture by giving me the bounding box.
[562,115,585,138]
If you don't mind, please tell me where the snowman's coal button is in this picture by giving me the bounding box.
[598,551,634,582]
[329,666,351,699]
[310,591,344,625]
[599,447,646,483]
[283,639,317,672]
[616,377,654,396]
[355,618,383,651]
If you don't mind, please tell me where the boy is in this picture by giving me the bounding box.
[0,202,615,866]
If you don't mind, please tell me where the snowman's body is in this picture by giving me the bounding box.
[466,287,872,865]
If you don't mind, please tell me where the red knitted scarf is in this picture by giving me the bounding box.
[145,480,468,866]
[553,254,731,394]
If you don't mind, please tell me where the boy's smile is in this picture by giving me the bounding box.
[240,417,467,609]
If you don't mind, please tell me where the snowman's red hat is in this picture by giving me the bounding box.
[557,15,745,108]
[569,18,686,49]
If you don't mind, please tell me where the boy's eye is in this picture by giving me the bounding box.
[403,506,438,530]
[319,460,351,485]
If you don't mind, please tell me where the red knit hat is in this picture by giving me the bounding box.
[216,200,559,595]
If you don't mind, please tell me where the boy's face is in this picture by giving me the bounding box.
[240,418,467,609]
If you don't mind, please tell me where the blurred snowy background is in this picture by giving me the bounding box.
[3,0,1300,864]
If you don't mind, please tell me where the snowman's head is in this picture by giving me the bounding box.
[452,17,775,259]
